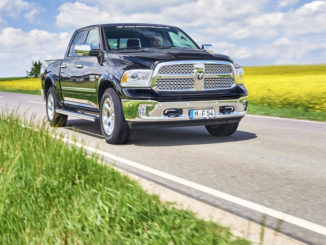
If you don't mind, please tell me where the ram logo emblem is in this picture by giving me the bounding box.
[197,71,204,80]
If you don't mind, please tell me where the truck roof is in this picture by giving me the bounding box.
[75,23,175,31]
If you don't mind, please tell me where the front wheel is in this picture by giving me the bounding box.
[100,88,129,144]
[205,122,239,137]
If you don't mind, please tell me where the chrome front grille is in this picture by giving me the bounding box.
[155,78,194,90]
[204,77,234,89]
[153,61,235,91]
[158,64,194,74]
[204,64,233,74]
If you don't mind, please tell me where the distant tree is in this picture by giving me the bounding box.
[27,61,42,78]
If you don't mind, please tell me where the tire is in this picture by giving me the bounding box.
[46,87,67,127]
[205,122,239,137]
[100,88,129,144]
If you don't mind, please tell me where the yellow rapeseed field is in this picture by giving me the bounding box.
[243,65,326,112]
[0,78,41,93]
[0,65,325,113]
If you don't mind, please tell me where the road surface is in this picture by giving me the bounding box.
[1,92,326,244]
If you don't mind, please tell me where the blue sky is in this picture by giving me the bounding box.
[0,0,325,77]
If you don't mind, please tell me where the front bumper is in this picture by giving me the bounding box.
[122,96,248,124]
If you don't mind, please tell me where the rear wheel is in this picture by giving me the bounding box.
[205,122,239,137]
[100,88,129,144]
[46,87,67,127]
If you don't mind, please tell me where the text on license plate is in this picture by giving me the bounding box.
[189,109,215,119]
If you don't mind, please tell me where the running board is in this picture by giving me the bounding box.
[56,109,98,122]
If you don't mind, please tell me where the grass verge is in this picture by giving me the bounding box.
[248,104,326,121]
[0,88,41,95]
[0,114,249,245]
[0,77,30,81]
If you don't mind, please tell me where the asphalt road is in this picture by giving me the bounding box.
[1,92,326,244]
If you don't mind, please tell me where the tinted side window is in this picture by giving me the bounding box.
[68,30,88,57]
[85,28,100,49]
[107,38,142,49]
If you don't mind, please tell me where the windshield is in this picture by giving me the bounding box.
[103,25,199,50]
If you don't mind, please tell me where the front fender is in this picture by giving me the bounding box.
[97,74,123,103]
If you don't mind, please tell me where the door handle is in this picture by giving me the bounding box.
[76,64,83,68]
[60,64,66,68]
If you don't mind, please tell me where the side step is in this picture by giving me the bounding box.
[56,109,98,122]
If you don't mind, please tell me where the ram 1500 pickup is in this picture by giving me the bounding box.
[41,23,248,144]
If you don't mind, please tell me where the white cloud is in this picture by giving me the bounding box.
[24,8,40,23]
[56,2,109,28]
[0,28,70,77]
[0,0,30,19]
[278,0,300,8]
[55,0,268,29]
[0,0,41,24]
[83,0,191,14]
[1,0,326,77]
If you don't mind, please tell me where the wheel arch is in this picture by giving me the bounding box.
[98,74,122,105]
[44,74,56,96]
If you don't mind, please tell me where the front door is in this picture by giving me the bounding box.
[61,28,101,108]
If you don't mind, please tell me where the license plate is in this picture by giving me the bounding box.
[189,109,215,120]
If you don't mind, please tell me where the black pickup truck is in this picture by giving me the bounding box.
[41,23,248,144]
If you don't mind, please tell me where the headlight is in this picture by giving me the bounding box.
[234,65,244,85]
[121,70,152,87]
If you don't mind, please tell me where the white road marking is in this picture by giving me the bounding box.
[65,139,326,237]
[247,114,326,124]
[28,100,45,105]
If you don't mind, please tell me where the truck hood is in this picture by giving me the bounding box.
[107,48,233,69]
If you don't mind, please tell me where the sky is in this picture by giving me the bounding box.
[0,0,325,77]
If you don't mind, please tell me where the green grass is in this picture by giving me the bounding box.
[243,64,326,75]
[0,76,28,81]
[0,114,249,245]
[248,103,326,121]
[0,88,41,95]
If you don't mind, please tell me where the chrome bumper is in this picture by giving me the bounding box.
[122,97,248,122]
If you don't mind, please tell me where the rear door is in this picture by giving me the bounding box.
[60,29,88,105]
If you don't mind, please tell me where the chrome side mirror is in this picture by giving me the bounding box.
[74,44,99,56]
[201,44,214,53]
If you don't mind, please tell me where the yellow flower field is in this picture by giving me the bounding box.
[0,78,41,93]
[243,65,326,112]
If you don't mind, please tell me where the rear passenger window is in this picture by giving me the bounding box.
[107,38,118,49]
[107,38,142,49]
[68,30,88,57]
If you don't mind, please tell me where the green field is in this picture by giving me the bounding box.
[0,64,326,121]
[0,114,249,244]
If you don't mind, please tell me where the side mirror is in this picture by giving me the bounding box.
[74,44,99,56]
[201,44,214,53]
